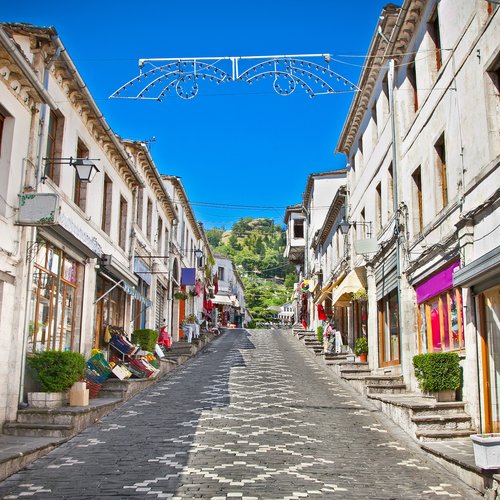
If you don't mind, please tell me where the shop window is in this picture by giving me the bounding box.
[293,219,304,238]
[358,136,364,168]
[0,111,4,157]
[412,166,423,234]
[428,10,442,72]
[156,217,163,253]
[146,198,153,241]
[94,274,126,348]
[434,134,448,212]
[486,56,500,158]
[44,111,64,185]
[371,102,378,141]
[136,188,144,229]
[74,139,88,211]
[353,300,368,340]
[378,290,400,366]
[133,280,149,331]
[164,227,169,255]
[29,239,82,352]
[387,162,394,217]
[375,182,382,233]
[218,266,225,281]
[101,174,113,235]
[118,195,128,250]
[408,60,418,113]
[419,288,463,352]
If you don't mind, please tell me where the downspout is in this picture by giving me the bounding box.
[18,36,61,405]
[388,58,405,370]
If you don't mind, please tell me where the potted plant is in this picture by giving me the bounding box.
[174,291,188,300]
[27,350,85,408]
[470,433,500,469]
[354,337,368,363]
[412,352,461,402]
[316,325,323,344]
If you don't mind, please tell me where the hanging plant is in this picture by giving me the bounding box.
[351,288,368,301]
[174,291,188,300]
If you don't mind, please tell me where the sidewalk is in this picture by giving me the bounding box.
[0,330,223,483]
[290,327,500,498]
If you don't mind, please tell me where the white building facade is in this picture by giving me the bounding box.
[335,0,499,432]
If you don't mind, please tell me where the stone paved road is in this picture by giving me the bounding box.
[0,330,481,499]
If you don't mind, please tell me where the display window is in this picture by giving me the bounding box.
[378,290,400,366]
[29,239,83,352]
[418,288,463,352]
[94,275,126,348]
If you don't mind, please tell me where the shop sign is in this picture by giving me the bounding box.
[122,281,153,307]
[134,257,152,286]
[18,193,59,225]
[58,214,104,257]
[416,261,460,304]
[181,268,196,286]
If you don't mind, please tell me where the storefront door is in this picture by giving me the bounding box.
[479,285,500,432]
[378,290,400,366]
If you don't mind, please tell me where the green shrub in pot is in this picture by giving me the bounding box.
[27,350,85,392]
[412,352,461,392]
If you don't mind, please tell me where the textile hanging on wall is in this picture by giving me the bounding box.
[317,304,327,321]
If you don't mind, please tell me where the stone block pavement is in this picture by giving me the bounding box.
[0,329,482,499]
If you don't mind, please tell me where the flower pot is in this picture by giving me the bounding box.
[471,434,500,469]
[28,391,68,408]
[358,353,368,363]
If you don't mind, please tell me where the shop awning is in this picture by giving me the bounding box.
[314,273,346,304]
[278,311,294,318]
[314,282,334,304]
[331,268,367,306]
[212,294,233,306]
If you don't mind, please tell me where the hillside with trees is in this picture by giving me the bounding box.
[206,218,295,325]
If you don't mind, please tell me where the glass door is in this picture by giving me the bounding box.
[481,285,500,432]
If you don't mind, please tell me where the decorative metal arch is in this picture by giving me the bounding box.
[110,54,360,101]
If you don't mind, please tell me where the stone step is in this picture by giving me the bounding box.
[341,374,372,381]
[340,368,372,376]
[3,422,74,439]
[366,384,407,394]
[415,428,475,442]
[412,414,474,431]
[16,411,73,426]
[364,375,404,386]
[339,363,371,373]
[412,402,468,417]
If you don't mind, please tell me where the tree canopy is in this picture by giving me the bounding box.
[210,218,294,324]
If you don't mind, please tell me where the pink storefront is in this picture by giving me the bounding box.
[415,260,463,353]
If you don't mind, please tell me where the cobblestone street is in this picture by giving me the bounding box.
[0,330,481,499]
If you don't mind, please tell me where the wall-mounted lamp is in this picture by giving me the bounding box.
[42,157,100,183]
[338,219,373,238]
[194,249,203,259]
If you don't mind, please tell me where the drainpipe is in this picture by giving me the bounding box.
[388,59,406,376]
[17,38,61,405]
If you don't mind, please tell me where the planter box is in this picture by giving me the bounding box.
[424,389,456,402]
[471,434,500,470]
[28,392,68,409]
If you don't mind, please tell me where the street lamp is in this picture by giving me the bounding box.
[338,218,373,238]
[42,157,100,183]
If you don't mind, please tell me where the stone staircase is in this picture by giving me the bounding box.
[3,399,120,439]
[367,392,476,442]
[365,374,407,395]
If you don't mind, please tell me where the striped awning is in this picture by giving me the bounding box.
[331,267,366,306]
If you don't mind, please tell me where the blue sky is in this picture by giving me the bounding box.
[3,1,390,228]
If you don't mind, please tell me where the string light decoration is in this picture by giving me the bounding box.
[110,54,361,101]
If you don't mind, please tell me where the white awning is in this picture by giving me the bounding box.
[331,267,367,306]
[278,311,294,318]
[212,294,233,305]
